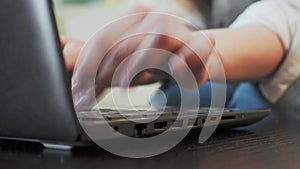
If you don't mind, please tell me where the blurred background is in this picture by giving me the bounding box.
[54,0,131,39]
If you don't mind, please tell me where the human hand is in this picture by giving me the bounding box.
[60,36,85,70]
[72,6,216,109]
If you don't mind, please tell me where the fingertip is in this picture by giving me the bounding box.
[74,95,93,111]
[65,61,75,71]
[60,35,68,47]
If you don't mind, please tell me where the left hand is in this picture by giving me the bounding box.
[60,36,85,70]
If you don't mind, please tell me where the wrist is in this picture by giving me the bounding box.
[196,30,226,83]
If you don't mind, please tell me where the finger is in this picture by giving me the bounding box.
[73,86,97,110]
[114,18,190,87]
[93,27,157,93]
[72,11,151,97]
[90,12,183,90]
[62,38,85,70]
[118,34,168,87]
[118,28,191,87]
[168,32,215,87]
[60,35,67,48]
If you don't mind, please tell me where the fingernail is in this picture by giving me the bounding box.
[75,95,91,110]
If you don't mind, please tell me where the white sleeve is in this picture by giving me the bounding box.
[230,0,300,103]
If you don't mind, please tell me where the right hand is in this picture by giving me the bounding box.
[72,5,216,109]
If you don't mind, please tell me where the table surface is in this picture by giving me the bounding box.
[1,112,300,169]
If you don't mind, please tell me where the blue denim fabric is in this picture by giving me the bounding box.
[228,83,271,110]
[149,81,271,110]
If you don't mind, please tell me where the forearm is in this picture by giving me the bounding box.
[203,25,284,82]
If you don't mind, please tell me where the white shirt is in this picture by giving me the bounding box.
[230,0,300,103]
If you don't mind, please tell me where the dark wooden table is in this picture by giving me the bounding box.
[1,112,300,169]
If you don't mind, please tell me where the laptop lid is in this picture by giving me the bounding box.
[0,0,79,141]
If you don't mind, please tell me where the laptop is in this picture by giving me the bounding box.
[0,0,270,150]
